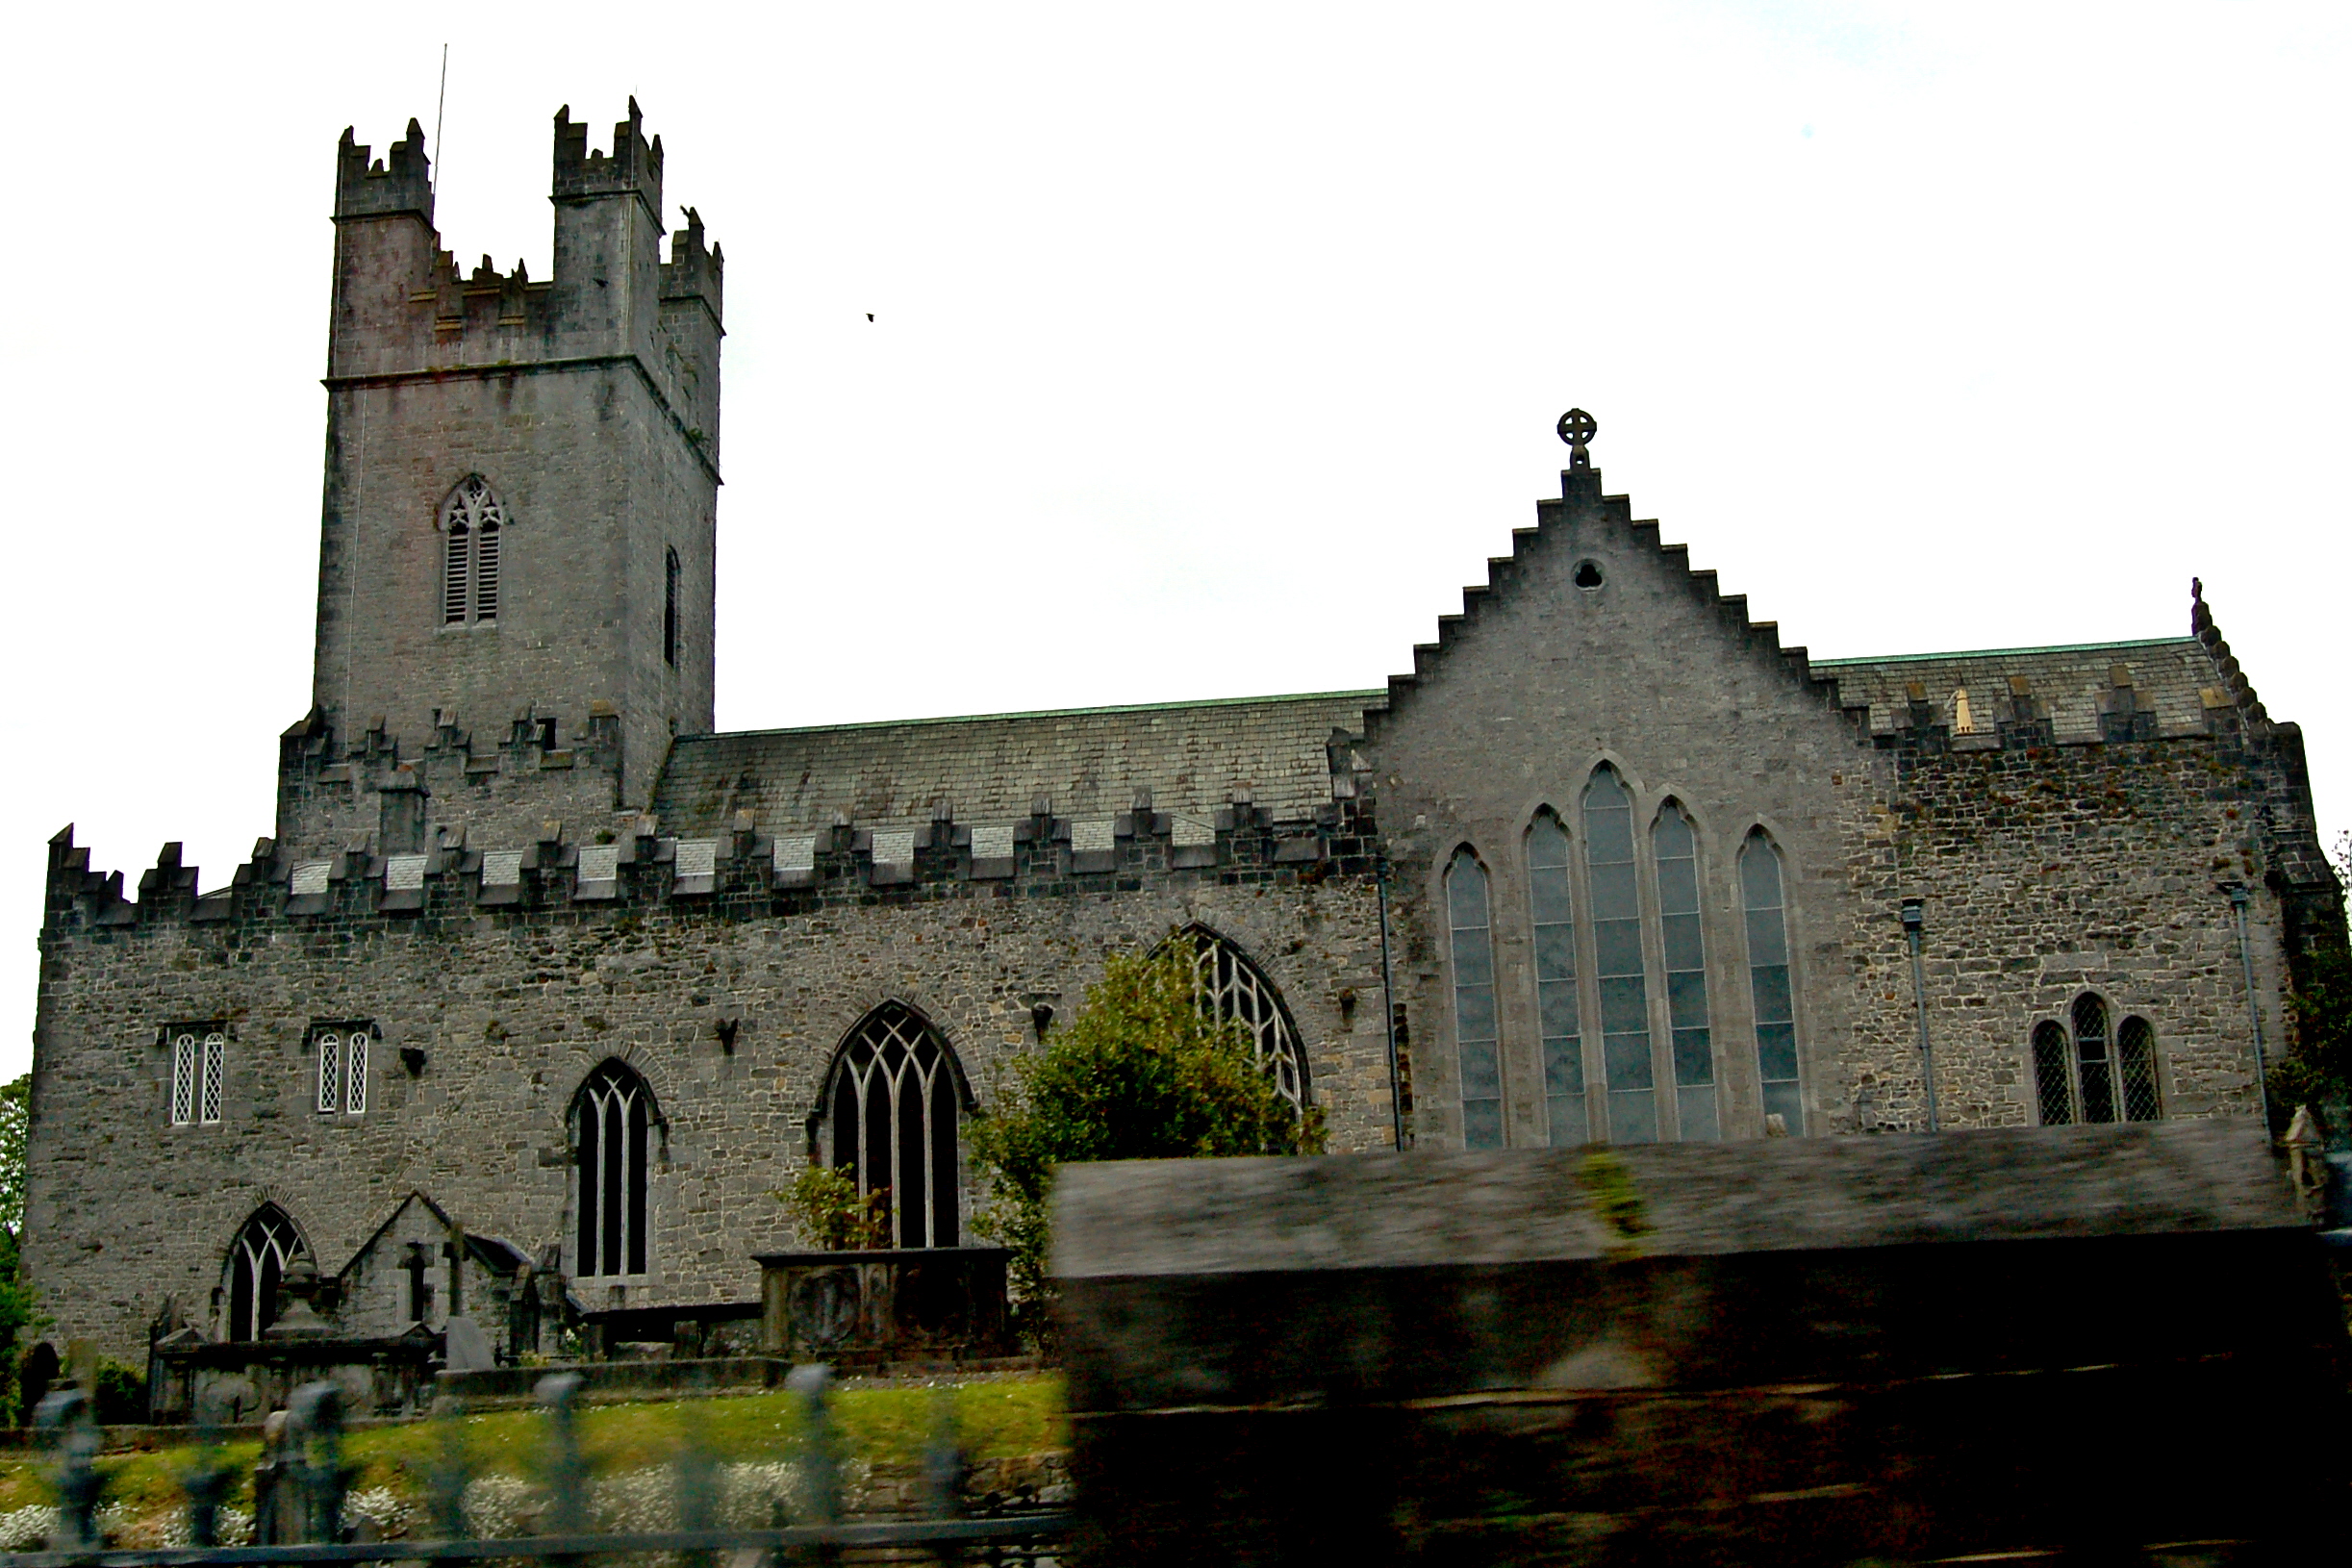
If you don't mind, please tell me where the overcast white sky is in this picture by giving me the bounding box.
[2,3,2345,1079]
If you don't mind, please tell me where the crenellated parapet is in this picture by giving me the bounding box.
[553,98,663,220]
[334,120,432,222]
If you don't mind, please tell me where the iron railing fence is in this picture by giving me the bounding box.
[5,1366,1068,1568]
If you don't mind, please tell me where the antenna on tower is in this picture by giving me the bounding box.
[431,43,449,193]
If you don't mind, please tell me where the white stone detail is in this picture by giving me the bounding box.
[1171,816,1217,847]
[290,862,331,897]
[385,855,428,891]
[577,845,620,883]
[972,823,1015,860]
[480,850,524,886]
[674,839,718,879]
[1073,819,1116,853]
[775,835,819,873]
[872,829,917,868]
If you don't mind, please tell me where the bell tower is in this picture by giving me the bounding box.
[284,102,722,854]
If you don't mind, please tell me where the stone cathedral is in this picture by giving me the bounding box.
[24,103,2339,1367]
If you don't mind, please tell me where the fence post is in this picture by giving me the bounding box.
[426,1396,474,1541]
[180,1420,237,1549]
[34,1387,102,1553]
[923,1386,967,1520]
[537,1373,593,1536]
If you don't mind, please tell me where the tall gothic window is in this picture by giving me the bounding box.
[315,1027,368,1116]
[1584,769,1656,1143]
[441,475,505,625]
[820,1004,963,1248]
[1176,925,1309,1106]
[2034,997,2162,1125]
[1527,816,1585,1145]
[225,1205,306,1342]
[574,1061,654,1278]
[1739,833,1804,1134]
[1655,803,1717,1141]
[1447,850,1503,1149]
[169,1027,226,1126]
[663,546,681,667]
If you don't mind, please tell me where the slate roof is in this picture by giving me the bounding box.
[1814,636,2219,742]
[650,691,1384,837]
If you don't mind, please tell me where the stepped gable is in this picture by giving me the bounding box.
[649,690,1383,837]
[1368,465,1871,741]
[1812,636,2213,742]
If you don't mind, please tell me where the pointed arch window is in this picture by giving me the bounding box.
[573,1061,654,1278]
[2034,998,2162,1125]
[1655,803,1717,1141]
[1739,833,1804,1134]
[819,1004,964,1248]
[1584,769,1657,1143]
[1447,850,1503,1149]
[663,546,681,668]
[440,475,506,626]
[1527,817,1585,1145]
[1177,925,1308,1106]
[225,1206,306,1342]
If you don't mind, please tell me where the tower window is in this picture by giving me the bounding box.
[439,475,507,626]
[169,1028,226,1126]
[1446,849,1503,1149]
[664,546,681,668]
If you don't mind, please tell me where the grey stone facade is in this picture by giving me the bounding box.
[22,107,2340,1364]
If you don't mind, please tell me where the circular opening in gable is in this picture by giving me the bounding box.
[1572,559,1605,590]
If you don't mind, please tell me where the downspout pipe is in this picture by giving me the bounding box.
[1378,859,1404,1152]
[2224,882,2273,1130]
[1903,898,1937,1132]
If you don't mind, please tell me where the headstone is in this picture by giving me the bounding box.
[442,1315,496,1372]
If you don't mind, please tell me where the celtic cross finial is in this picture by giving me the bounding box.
[1557,408,1597,469]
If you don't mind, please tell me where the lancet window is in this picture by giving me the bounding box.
[664,546,681,667]
[1739,833,1805,1134]
[2033,996,2162,1125]
[1655,803,1718,1141]
[1583,769,1657,1143]
[441,475,505,625]
[818,1004,964,1248]
[1177,925,1309,1106]
[1447,850,1503,1149]
[315,1026,368,1116]
[573,1060,654,1278]
[1527,816,1585,1145]
[225,1205,306,1342]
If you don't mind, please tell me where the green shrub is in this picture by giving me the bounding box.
[776,1165,891,1252]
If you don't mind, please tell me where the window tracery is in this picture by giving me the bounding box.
[1584,769,1657,1143]
[224,1205,306,1342]
[2033,997,2162,1125]
[574,1060,653,1277]
[1176,925,1309,1107]
[818,1004,963,1248]
[440,475,505,625]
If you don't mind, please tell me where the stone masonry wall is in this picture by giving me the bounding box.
[28,827,1389,1363]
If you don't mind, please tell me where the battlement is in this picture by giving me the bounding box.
[334,120,433,222]
[553,98,663,224]
[662,207,724,320]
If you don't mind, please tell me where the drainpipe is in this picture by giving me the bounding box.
[1377,859,1404,1152]
[1903,898,1937,1132]
[2224,882,2273,1130]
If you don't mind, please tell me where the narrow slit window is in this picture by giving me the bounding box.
[1447,850,1503,1150]
[2073,994,2115,1124]
[316,1032,341,1114]
[664,546,681,668]
[170,1032,198,1125]
[474,518,499,621]
[1584,769,1656,1143]
[1739,834,1804,1135]
[199,1033,225,1125]
[1655,804,1716,1141]
[443,523,470,624]
[1528,817,1584,1146]
[345,1032,368,1115]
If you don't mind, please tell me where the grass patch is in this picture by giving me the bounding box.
[0,1377,1065,1516]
